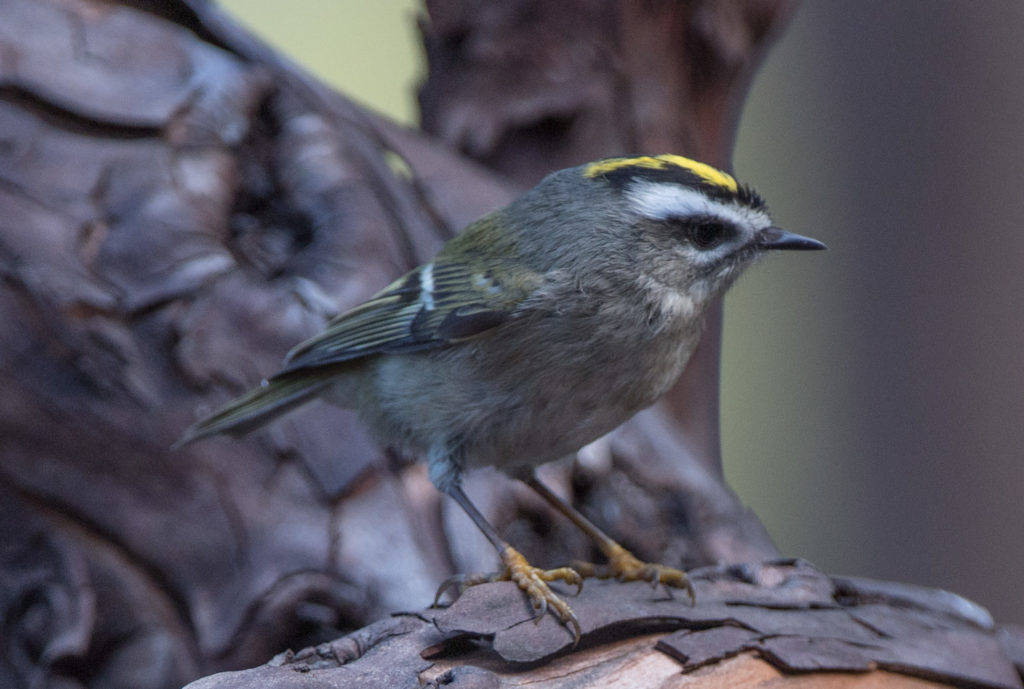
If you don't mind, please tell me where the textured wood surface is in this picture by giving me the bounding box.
[4,1,1020,689]
[185,562,1023,689]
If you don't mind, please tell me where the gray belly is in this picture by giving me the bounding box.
[354,315,701,472]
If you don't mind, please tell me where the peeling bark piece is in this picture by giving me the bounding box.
[998,625,1024,676]
[191,562,1021,688]
[757,636,876,673]
[656,626,763,669]
[188,615,441,689]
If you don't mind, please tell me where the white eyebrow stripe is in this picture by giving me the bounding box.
[626,180,770,229]
[419,263,435,310]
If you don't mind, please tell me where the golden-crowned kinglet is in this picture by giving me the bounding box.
[179,154,825,642]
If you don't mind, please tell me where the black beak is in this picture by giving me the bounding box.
[759,227,827,251]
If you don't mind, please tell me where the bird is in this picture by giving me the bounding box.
[178,153,826,643]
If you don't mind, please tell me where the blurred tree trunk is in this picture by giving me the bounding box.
[2,1,1020,688]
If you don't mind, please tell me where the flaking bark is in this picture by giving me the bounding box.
[2,1,1019,688]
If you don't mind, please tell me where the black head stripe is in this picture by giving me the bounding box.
[591,164,766,211]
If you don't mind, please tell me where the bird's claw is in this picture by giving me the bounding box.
[433,546,583,645]
[433,571,501,607]
[500,546,583,644]
[573,543,694,605]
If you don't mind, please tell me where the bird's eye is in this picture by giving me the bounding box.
[680,218,734,250]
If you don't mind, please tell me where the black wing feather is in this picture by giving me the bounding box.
[281,261,531,372]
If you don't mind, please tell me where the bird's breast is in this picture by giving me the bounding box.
[361,285,706,473]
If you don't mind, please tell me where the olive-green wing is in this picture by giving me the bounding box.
[281,260,533,372]
[176,259,536,446]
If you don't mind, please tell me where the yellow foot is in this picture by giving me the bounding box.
[573,542,695,604]
[434,546,583,644]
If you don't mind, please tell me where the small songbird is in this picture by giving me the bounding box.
[178,154,825,642]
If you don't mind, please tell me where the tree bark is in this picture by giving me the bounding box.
[185,562,1024,689]
[1,1,1020,688]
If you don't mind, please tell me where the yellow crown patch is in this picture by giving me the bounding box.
[583,154,738,193]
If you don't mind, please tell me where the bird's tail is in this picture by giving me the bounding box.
[175,370,331,448]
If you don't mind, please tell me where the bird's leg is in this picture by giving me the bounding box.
[433,483,582,643]
[525,473,694,604]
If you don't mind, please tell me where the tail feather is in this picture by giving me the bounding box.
[176,371,330,448]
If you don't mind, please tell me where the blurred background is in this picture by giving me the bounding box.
[220,0,1024,624]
